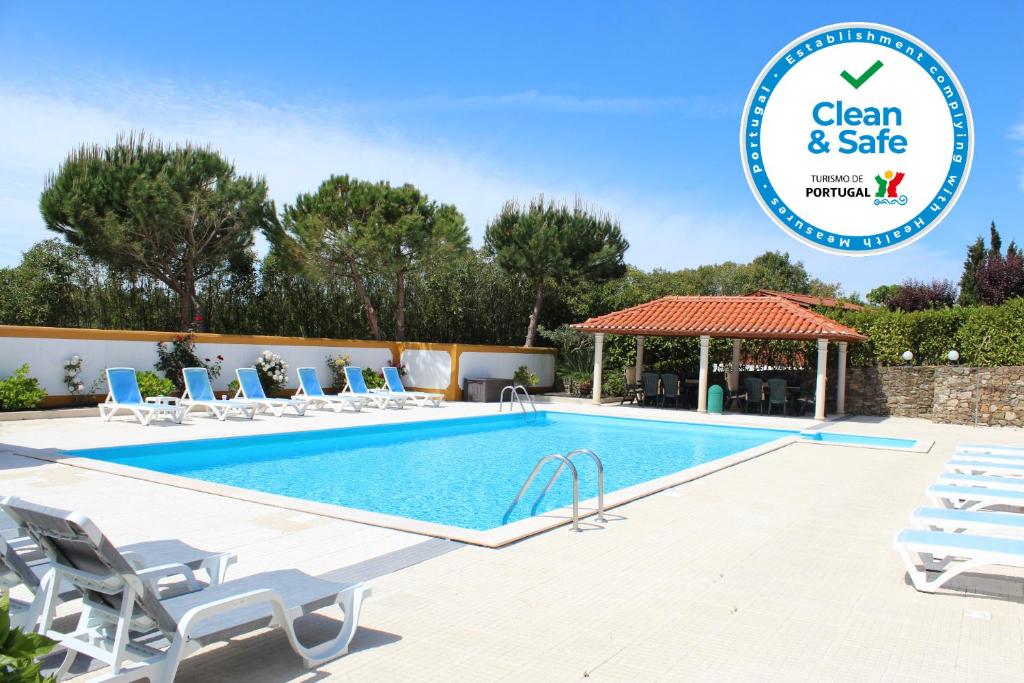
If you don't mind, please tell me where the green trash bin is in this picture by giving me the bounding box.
[707,384,724,414]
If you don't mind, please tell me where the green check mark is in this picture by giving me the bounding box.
[840,60,884,89]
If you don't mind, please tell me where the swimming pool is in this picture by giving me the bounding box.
[68,412,795,539]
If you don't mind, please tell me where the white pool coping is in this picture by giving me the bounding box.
[2,402,926,547]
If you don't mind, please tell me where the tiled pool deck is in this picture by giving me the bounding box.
[1,403,1022,681]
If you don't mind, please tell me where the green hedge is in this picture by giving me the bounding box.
[834,298,1024,366]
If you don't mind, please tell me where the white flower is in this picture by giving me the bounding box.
[76,383,84,391]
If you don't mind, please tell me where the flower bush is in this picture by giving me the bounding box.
[255,350,288,392]
[385,359,408,377]
[136,370,176,399]
[155,332,222,392]
[0,364,47,411]
[326,353,352,390]
[63,355,86,396]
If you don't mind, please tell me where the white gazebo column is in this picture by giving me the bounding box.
[836,341,848,416]
[697,334,711,413]
[730,339,741,392]
[814,338,828,421]
[635,335,645,382]
[592,333,605,405]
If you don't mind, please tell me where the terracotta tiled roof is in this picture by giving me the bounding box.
[572,296,867,342]
[749,289,865,311]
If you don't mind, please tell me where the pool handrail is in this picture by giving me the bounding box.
[507,453,580,531]
[499,384,536,415]
[538,449,606,523]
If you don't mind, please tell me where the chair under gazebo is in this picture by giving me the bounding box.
[571,295,868,420]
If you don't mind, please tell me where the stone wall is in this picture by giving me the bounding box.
[845,365,1024,427]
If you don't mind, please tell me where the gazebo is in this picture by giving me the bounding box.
[571,295,868,420]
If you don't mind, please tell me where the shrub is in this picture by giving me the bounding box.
[325,353,352,390]
[254,350,288,392]
[136,370,177,398]
[833,298,1024,367]
[0,595,57,681]
[227,379,240,396]
[0,364,47,411]
[362,367,385,389]
[601,370,626,398]
[155,332,223,392]
[512,365,539,386]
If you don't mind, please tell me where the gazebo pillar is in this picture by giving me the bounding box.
[591,333,605,405]
[836,341,848,415]
[697,335,710,413]
[730,339,741,391]
[635,336,645,382]
[814,338,828,421]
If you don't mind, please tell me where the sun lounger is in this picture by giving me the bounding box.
[234,368,308,417]
[946,459,1024,477]
[927,484,1024,511]
[894,528,1024,593]
[294,367,366,412]
[912,506,1024,536]
[937,472,1024,492]
[181,367,257,421]
[382,366,442,407]
[343,366,407,409]
[0,497,235,633]
[98,368,182,426]
[957,444,1024,457]
[5,497,369,681]
[953,450,1024,465]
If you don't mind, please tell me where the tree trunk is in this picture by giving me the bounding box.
[347,251,380,340]
[525,280,545,347]
[395,269,406,341]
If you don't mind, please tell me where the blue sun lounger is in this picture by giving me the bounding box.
[342,366,407,409]
[234,368,308,417]
[98,368,182,426]
[181,367,256,421]
[294,367,366,412]
[382,366,442,407]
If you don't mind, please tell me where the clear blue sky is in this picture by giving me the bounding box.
[0,1,1020,295]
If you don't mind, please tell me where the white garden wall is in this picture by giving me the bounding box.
[457,350,555,388]
[0,326,557,404]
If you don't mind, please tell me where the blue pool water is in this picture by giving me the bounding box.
[70,413,794,531]
[800,431,918,449]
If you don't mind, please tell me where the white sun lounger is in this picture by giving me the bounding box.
[937,472,1024,492]
[98,368,182,426]
[234,368,308,417]
[5,497,370,682]
[953,450,1024,465]
[0,497,235,633]
[912,506,1024,536]
[343,366,407,409]
[946,459,1024,477]
[927,484,1024,511]
[957,443,1024,457]
[895,528,1024,593]
[294,367,366,412]
[382,366,442,407]
[181,367,257,421]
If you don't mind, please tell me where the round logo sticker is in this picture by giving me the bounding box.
[740,23,972,255]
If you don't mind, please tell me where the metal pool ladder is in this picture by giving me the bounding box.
[499,384,537,417]
[505,449,606,531]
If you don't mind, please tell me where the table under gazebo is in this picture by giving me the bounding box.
[571,295,868,420]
